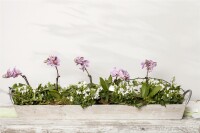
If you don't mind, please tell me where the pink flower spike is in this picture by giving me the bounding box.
[2,68,22,78]
[110,67,120,78]
[110,67,130,81]
[44,55,60,67]
[74,56,89,71]
[118,69,130,81]
[141,59,157,72]
[12,68,22,78]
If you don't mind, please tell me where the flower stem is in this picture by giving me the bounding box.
[145,70,149,84]
[55,66,60,91]
[85,68,93,85]
[21,75,30,86]
[146,70,149,78]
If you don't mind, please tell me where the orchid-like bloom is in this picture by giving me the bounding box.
[74,57,89,71]
[74,56,92,85]
[2,68,22,78]
[44,55,60,67]
[44,55,60,91]
[110,67,119,78]
[141,59,157,72]
[2,68,30,86]
[110,68,130,81]
[118,69,130,81]
[141,59,157,78]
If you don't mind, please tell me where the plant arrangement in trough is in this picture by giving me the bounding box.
[3,56,185,108]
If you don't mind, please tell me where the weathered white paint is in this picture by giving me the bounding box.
[0,119,200,133]
[1,103,200,132]
[12,105,185,120]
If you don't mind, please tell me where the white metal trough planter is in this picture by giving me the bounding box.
[14,104,186,120]
[10,90,192,120]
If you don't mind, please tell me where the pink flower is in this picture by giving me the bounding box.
[74,56,89,71]
[110,67,130,81]
[2,68,22,78]
[44,55,60,67]
[141,59,157,72]
[110,67,119,77]
[118,69,130,81]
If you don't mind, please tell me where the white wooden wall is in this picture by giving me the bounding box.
[0,0,200,105]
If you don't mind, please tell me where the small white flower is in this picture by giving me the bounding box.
[83,90,87,94]
[160,84,165,89]
[98,87,103,91]
[149,79,154,83]
[69,96,73,102]
[118,88,124,94]
[126,85,129,89]
[82,81,87,85]
[20,89,26,94]
[124,90,129,95]
[76,90,81,94]
[85,88,90,92]
[109,85,115,91]
[83,93,89,99]
[119,88,124,92]
[83,85,87,88]
[135,85,142,90]
[126,86,132,91]
[133,86,137,90]
[94,92,100,99]
[77,84,82,88]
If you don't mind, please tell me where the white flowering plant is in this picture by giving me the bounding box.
[4,57,187,108]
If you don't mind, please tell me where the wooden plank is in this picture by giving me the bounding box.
[0,119,199,133]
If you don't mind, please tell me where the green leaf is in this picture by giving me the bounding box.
[18,83,24,87]
[133,81,138,86]
[61,91,70,97]
[43,86,55,91]
[141,83,149,98]
[132,91,140,98]
[49,90,61,99]
[108,75,112,83]
[100,77,108,90]
[12,84,18,89]
[149,86,162,97]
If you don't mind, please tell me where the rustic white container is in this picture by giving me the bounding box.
[14,104,186,120]
[10,89,192,120]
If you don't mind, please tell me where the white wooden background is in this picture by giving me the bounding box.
[0,0,200,105]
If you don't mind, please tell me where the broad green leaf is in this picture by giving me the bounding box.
[18,83,24,87]
[61,91,70,97]
[100,77,108,90]
[149,86,162,97]
[49,90,61,99]
[108,75,112,83]
[43,86,55,91]
[141,83,149,98]
[12,84,18,89]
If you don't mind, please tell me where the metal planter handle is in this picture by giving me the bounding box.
[9,87,15,105]
[183,89,192,105]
